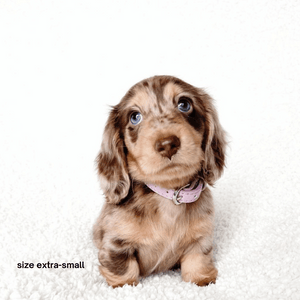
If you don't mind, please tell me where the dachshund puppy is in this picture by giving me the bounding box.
[93,76,226,287]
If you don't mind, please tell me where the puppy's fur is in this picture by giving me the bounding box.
[93,76,226,287]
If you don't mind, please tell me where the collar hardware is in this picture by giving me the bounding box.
[172,183,190,205]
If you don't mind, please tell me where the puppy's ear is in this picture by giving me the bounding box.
[96,106,130,204]
[201,94,227,185]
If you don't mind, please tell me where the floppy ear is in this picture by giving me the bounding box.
[96,106,130,204]
[201,94,227,186]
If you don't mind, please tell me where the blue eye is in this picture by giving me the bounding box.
[130,112,143,125]
[178,97,192,112]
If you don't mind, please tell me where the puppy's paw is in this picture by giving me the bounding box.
[181,252,218,286]
[194,267,218,286]
[100,259,139,288]
[182,266,218,286]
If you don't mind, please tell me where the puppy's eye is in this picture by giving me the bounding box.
[130,112,143,125]
[178,97,192,113]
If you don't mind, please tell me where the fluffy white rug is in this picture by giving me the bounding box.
[1,0,300,299]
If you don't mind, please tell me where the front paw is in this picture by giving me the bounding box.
[100,260,139,288]
[182,265,218,286]
[194,267,218,286]
[181,253,218,286]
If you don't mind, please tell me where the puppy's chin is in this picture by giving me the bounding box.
[127,154,202,189]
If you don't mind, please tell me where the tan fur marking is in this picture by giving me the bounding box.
[163,82,183,103]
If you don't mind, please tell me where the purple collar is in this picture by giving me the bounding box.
[146,180,206,205]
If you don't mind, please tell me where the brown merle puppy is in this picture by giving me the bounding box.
[93,76,226,287]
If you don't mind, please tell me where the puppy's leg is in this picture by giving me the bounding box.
[180,238,218,286]
[98,244,139,288]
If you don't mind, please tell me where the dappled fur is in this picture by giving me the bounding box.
[93,76,226,287]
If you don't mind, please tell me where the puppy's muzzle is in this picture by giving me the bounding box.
[154,135,180,159]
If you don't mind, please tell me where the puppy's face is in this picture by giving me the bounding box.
[97,76,226,203]
[122,79,206,188]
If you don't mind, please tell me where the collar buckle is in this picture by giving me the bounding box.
[172,183,190,205]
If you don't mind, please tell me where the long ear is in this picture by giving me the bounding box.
[201,94,227,186]
[96,106,130,204]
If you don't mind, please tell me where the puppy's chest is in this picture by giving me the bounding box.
[136,196,200,243]
[135,200,199,275]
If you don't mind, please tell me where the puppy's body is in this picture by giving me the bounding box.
[93,76,226,287]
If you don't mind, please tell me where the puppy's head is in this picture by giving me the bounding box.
[97,76,226,204]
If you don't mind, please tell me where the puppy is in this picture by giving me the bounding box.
[93,76,226,287]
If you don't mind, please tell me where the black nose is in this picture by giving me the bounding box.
[155,135,181,159]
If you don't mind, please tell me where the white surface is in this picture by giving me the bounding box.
[1,0,300,299]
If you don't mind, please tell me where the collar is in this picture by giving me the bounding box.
[146,180,206,205]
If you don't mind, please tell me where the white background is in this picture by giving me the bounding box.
[1,0,300,299]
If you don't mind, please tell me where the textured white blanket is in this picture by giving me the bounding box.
[1,0,300,299]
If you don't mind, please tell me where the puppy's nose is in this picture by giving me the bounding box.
[155,135,181,159]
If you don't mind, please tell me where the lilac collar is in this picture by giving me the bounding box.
[146,180,206,205]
